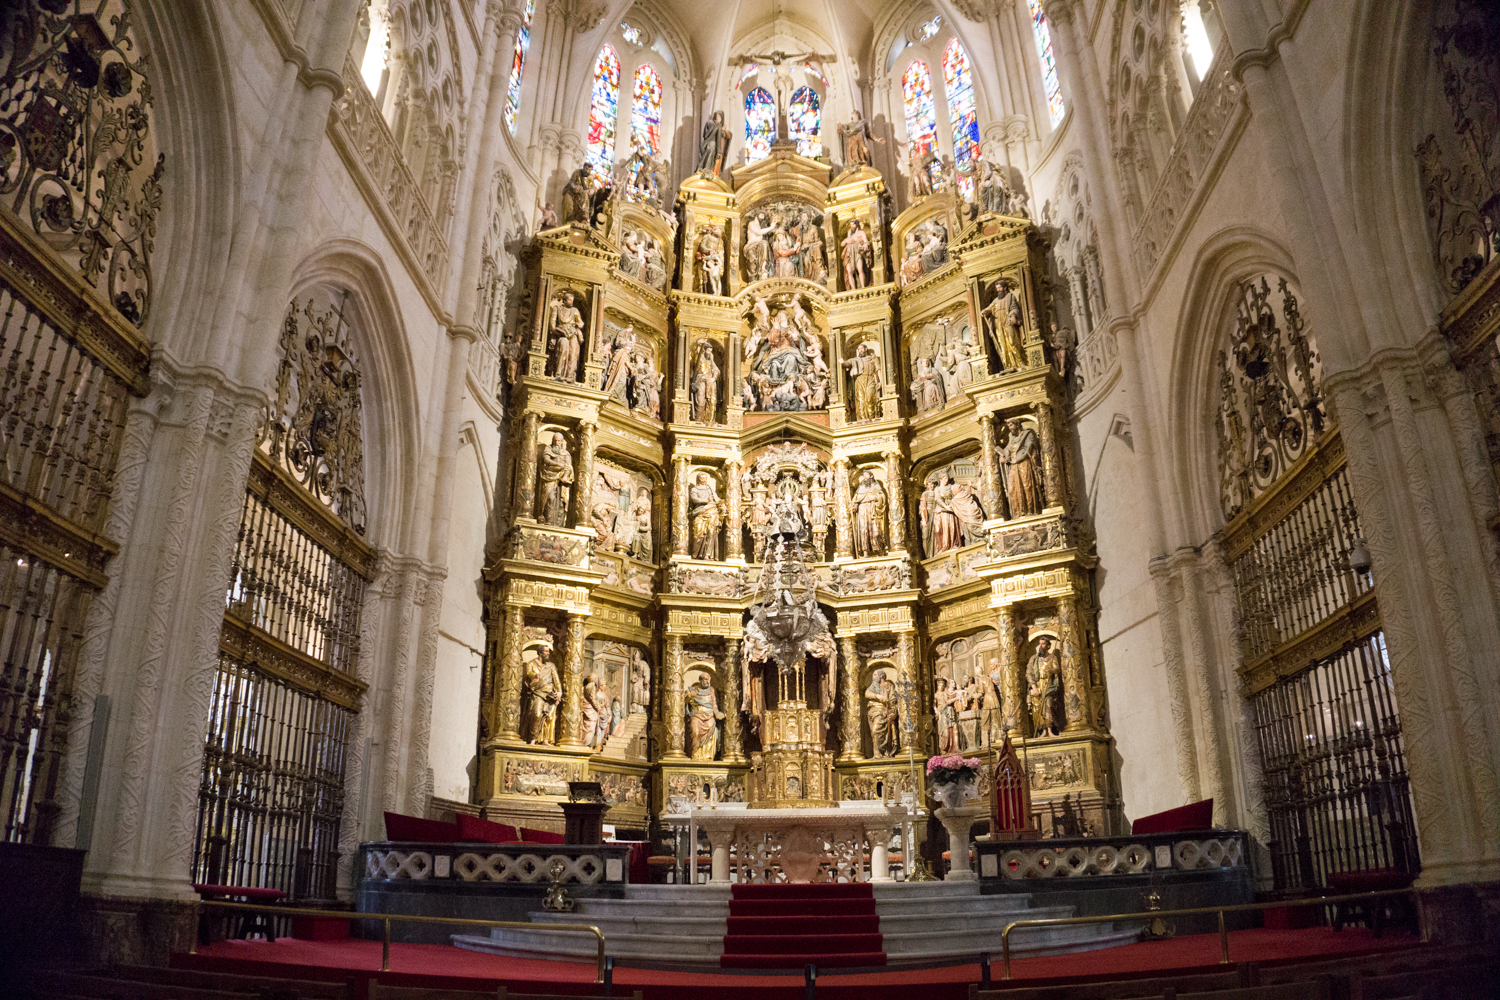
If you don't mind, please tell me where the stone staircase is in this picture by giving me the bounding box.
[450,881,1138,968]
[600,712,648,759]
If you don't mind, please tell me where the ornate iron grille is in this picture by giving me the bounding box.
[1251,634,1416,890]
[194,297,371,899]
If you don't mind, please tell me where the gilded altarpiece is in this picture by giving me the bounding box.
[479,145,1119,839]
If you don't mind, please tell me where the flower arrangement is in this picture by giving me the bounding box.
[925,754,983,785]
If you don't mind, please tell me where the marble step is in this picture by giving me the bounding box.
[884,923,1141,960]
[453,926,725,963]
[875,895,1039,918]
[530,909,728,939]
[877,902,1077,936]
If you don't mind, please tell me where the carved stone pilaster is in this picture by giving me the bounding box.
[726,459,743,560]
[664,635,686,758]
[560,612,587,747]
[884,451,907,550]
[498,602,525,739]
[572,420,596,527]
[896,631,917,750]
[1059,596,1089,732]
[672,457,690,556]
[722,641,745,762]
[1037,402,1061,509]
[833,459,853,558]
[978,415,1004,516]
[997,605,1021,734]
[839,635,862,762]
[515,411,541,519]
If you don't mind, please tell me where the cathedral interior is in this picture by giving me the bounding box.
[2,0,1500,969]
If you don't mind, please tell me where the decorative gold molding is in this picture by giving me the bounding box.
[246,451,378,581]
[219,612,368,711]
[1238,589,1382,695]
[1220,431,1346,562]
[0,479,116,589]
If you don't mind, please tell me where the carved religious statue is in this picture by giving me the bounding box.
[935,675,960,754]
[910,146,935,200]
[910,356,946,414]
[560,164,594,224]
[628,486,652,559]
[1001,418,1044,516]
[537,432,574,525]
[630,352,664,418]
[741,294,828,412]
[1026,637,1063,737]
[837,109,883,168]
[864,668,900,758]
[843,342,883,422]
[697,228,725,295]
[697,110,731,176]
[851,470,888,558]
[523,645,562,745]
[629,649,651,713]
[980,658,1005,748]
[841,220,871,290]
[685,673,724,760]
[688,472,725,559]
[1049,321,1076,383]
[745,212,774,282]
[982,278,1028,372]
[581,672,609,749]
[690,341,720,423]
[919,471,986,557]
[548,290,584,381]
[798,211,826,282]
[978,160,1010,216]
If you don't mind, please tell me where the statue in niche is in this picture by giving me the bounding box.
[851,470,888,558]
[560,165,591,224]
[1049,321,1075,383]
[523,644,562,745]
[741,294,827,412]
[690,342,720,422]
[772,222,800,278]
[630,351,663,418]
[919,218,949,273]
[910,356,947,415]
[697,229,725,295]
[798,211,826,282]
[600,324,635,400]
[619,230,646,280]
[746,213,774,282]
[900,234,925,287]
[688,472,725,560]
[537,432,574,525]
[935,675,961,754]
[865,668,900,758]
[909,146,935,200]
[589,496,618,551]
[643,239,668,290]
[697,110,731,177]
[1001,419,1044,516]
[1026,637,1063,737]
[841,220,872,290]
[628,486,652,559]
[921,471,986,556]
[548,291,584,381]
[843,342,883,422]
[978,161,1010,216]
[838,109,884,168]
[629,649,650,713]
[981,658,1005,747]
[982,278,1028,372]
[685,673,724,760]
[810,468,829,539]
[581,672,608,749]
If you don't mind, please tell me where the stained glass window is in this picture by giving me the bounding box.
[789,86,821,158]
[943,39,980,188]
[586,45,621,174]
[631,64,663,155]
[620,21,644,45]
[902,59,937,155]
[1028,0,1066,127]
[744,86,776,163]
[916,16,942,41]
[503,0,537,134]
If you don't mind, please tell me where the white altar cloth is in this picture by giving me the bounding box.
[682,801,912,884]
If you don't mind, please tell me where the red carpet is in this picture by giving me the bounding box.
[178,925,1421,1000]
[720,882,886,969]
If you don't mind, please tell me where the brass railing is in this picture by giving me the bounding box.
[189,899,607,982]
[998,888,1418,979]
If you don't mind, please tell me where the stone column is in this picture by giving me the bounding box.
[722,641,745,762]
[572,420,596,527]
[707,828,734,884]
[866,822,893,882]
[499,602,526,739]
[725,459,743,560]
[978,414,1004,517]
[997,605,1022,735]
[884,451,906,550]
[1037,402,1062,511]
[514,411,541,519]
[839,635,862,762]
[1059,596,1090,733]
[560,612,588,747]
[664,635,687,758]
[672,457,690,556]
[833,458,853,558]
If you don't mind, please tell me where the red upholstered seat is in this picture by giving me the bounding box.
[1130,798,1214,835]
[456,813,521,843]
[383,811,460,842]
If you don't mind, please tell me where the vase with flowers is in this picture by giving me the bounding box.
[926,754,983,810]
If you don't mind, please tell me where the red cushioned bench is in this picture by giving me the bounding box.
[192,883,285,944]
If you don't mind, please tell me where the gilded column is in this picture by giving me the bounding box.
[997,605,1022,735]
[978,414,1004,517]
[498,601,526,739]
[839,635,862,762]
[664,635,687,758]
[672,457,690,556]
[896,630,918,751]
[883,450,906,550]
[1059,596,1091,732]
[560,611,588,747]
[572,420,597,527]
[722,641,745,762]
[514,410,541,519]
[725,459,743,560]
[833,458,853,558]
[1037,402,1062,511]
